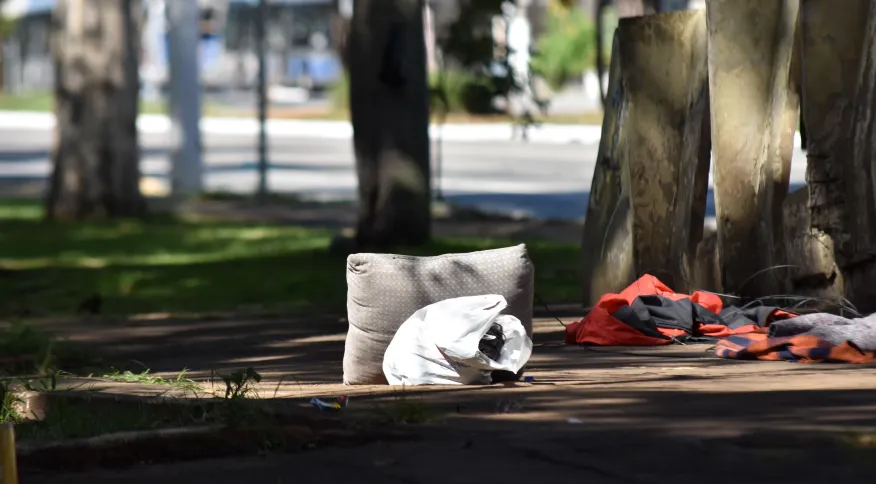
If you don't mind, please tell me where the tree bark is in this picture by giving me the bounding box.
[581,10,711,304]
[348,0,431,249]
[706,0,800,298]
[781,0,870,303]
[46,0,146,220]
[798,0,869,252]
[836,0,876,311]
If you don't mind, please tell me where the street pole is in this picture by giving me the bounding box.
[256,0,269,200]
[166,0,203,197]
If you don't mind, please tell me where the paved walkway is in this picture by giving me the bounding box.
[24,312,876,482]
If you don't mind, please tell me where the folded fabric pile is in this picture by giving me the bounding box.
[716,312,876,363]
[565,275,794,346]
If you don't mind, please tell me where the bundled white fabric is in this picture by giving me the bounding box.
[383,295,534,385]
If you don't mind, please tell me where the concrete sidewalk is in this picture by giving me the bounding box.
[23,313,876,483]
[32,313,876,432]
[0,110,603,145]
[0,110,806,148]
[27,426,876,484]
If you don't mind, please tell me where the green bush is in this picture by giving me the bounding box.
[460,80,495,114]
[329,72,349,113]
[431,70,498,115]
[531,5,597,90]
[331,69,498,116]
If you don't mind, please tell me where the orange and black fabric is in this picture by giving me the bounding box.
[715,333,876,364]
[565,275,796,346]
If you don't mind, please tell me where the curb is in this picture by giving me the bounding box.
[18,422,415,472]
[13,390,415,472]
[0,110,604,145]
[0,110,804,147]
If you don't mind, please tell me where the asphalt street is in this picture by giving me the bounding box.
[0,126,808,221]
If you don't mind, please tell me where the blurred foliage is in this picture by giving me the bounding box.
[330,69,501,116]
[331,0,518,115]
[329,71,349,112]
[337,0,611,115]
[434,69,496,115]
[0,0,15,39]
[0,17,14,40]
[437,0,516,115]
[531,0,597,90]
[440,0,505,70]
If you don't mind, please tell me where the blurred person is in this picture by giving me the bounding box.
[506,0,541,141]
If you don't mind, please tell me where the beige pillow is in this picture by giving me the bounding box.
[343,244,535,385]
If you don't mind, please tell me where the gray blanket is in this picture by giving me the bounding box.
[768,312,876,350]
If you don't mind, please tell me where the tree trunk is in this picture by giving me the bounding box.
[46,0,146,220]
[781,0,870,304]
[581,10,711,303]
[348,0,431,249]
[706,0,800,298]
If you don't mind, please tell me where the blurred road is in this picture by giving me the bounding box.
[0,125,808,221]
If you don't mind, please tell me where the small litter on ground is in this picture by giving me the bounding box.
[311,396,349,411]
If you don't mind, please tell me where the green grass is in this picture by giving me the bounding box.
[0,199,580,318]
[13,398,214,443]
[101,369,202,392]
[5,366,280,444]
[0,92,168,115]
[379,392,434,424]
[0,321,95,375]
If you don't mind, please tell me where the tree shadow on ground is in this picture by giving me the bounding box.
[0,205,581,317]
[24,307,876,482]
[36,313,876,482]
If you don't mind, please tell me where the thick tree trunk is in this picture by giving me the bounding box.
[348,0,431,249]
[46,0,145,220]
[706,0,800,298]
[789,0,876,312]
[797,0,868,248]
[781,0,870,303]
[581,10,711,304]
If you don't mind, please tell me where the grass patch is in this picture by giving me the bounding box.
[6,367,285,444]
[102,369,202,392]
[379,393,433,425]
[0,199,580,318]
[13,398,209,444]
[0,322,96,375]
[0,92,168,115]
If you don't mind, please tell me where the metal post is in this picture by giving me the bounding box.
[256,0,269,200]
[166,0,203,197]
[426,0,444,201]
